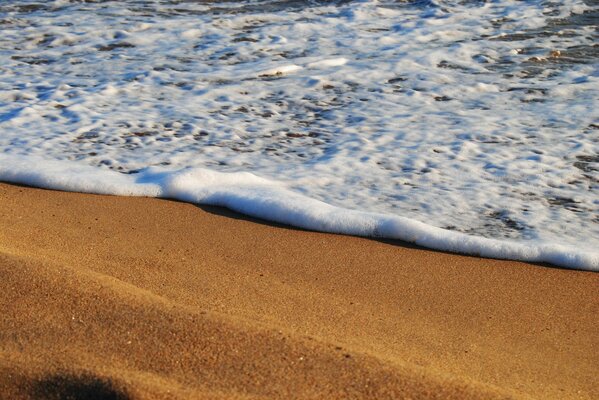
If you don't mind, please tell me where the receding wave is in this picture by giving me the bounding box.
[1,155,597,270]
[0,0,597,269]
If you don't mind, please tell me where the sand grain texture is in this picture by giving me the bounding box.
[0,183,597,399]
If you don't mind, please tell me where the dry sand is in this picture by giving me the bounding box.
[0,182,597,399]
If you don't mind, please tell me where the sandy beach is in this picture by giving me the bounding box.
[0,182,597,399]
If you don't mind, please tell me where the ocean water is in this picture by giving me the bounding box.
[0,0,597,270]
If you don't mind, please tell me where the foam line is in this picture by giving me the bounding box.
[1,155,596,271]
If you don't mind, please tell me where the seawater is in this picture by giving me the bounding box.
[0,0,597,269]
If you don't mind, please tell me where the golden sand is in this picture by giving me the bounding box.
[0,182,597,399]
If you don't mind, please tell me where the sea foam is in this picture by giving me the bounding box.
[1,154,596,271]
[0,0,597,270]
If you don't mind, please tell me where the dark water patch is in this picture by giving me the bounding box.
[0,18,19,25]
[555,44,599,65]
[547,196,584,213]
[286,132,308,138]
[491,3,598,69]
[505,87,549,95]
[488,210,529,232]
[437,60,472,72]
[207,0,356,15]
[11,55,54,65]
[153,64,183,72]
[35,34,56,47]
[547,2,599,31]
[2,3,48,13]
[75,131,99,141]
[377,0,436,10]
[232,36,258,43]
[574,154,599,173]
[130,131,157,137]
[387,76,407,84]
[97,42,136,52]
[124,0,360,18]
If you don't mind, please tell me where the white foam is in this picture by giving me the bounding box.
[258,64,303,77]
[0,0,597,270]
[0,154,596,271]
[306,58,348,68]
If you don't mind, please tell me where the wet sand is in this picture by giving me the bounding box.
[0,182,597,399]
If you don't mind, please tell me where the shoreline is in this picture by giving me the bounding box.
[1,156,596,271]
[1,182,597,399]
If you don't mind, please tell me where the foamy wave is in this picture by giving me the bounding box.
[1,0,597,268]
[1,154,596,271]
